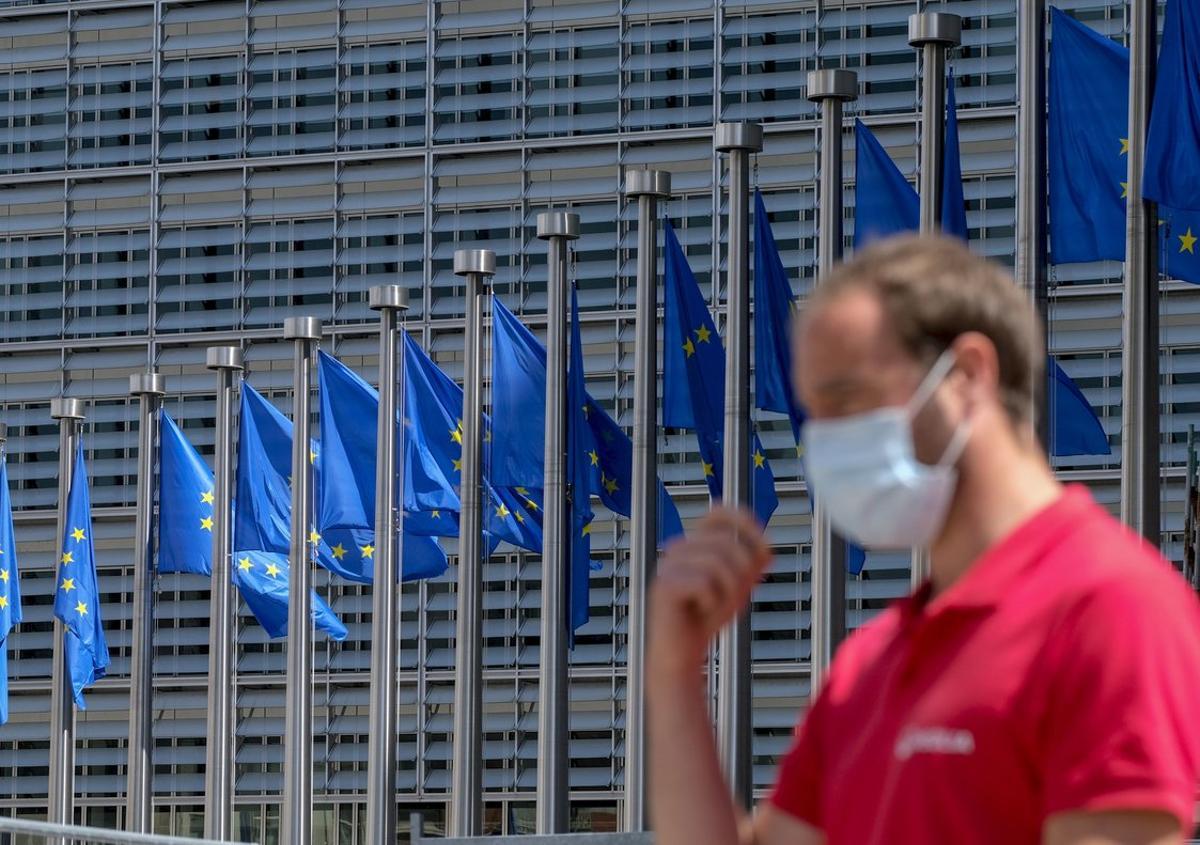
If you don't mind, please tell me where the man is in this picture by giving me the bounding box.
[648,236,1200,844]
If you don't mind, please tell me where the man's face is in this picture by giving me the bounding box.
[795,289,959,467]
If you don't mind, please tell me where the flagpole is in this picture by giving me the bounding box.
[203,346,242,841]
[1016,0,1050,448]
[623,170,670,833]
[47,396,85,839]
[449,248,495,838]
[908,11,960,588]
[806,70,857,695]
[126,372,166,834]
[1121,0,1160,547]
[366,285,410,844]
[281,317,322,845]
[536,211,580,834]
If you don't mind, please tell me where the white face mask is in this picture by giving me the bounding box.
[801,350,971,550]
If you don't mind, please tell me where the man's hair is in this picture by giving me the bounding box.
[808,234,1043,425]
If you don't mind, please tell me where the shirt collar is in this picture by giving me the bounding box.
[896,484,1096,622]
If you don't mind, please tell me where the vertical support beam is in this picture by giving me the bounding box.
[622,170,670,833]
[449,248,495,838]
[47,397,85,835]
[366,285,410,845]
[806,70,857,695]
[126,372,166,834]
[714,120,762,810]
[1016,1,1051,448]
[281,317,322,845]
[908,11,961,588]
[1121,0,1161,548]
[536,211,580,834]
[204,346,243,842]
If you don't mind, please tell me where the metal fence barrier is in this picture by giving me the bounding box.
[411,814,653,845]
[0,818,253,845]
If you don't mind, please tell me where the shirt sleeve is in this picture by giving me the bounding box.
[767,679,829,828]
[1039,574,1200,831]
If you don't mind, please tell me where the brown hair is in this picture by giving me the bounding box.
[807,234,1043,425]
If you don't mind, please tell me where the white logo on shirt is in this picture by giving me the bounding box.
[894,726,976,761]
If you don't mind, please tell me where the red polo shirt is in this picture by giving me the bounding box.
[770,486,1200,842]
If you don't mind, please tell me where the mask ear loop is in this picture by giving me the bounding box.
[906,347,958,417]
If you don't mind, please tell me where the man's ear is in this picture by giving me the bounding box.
[950,331,1002,408]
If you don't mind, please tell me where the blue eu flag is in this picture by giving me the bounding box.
[402,334,544,553]
[1144,0,1200,212]
[1048,357,1110,457]
[1049,8,1200,282]
[159,410,216,576]
[0,446,22,724]
[491,298,547,490]
[662,219,778,524]
[316,352,447,583]
[853,119,921,248]
[567,284,595,640]
[942,71,968,240]
[234,387,347,640]
[753,189,804,444]
[53,443,108,709]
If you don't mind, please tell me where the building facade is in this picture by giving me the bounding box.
[0,0,1184,842]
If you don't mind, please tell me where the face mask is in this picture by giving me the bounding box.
[801,349,972,550]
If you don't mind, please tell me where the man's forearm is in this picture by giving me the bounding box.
[647,666,744,845]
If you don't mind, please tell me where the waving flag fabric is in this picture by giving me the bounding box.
[0,446,21,723]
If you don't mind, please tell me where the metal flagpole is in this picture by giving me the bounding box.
[1121,0,1160,547]
[1016,1,1051,448]
[449,248,495,838]
[203,346,242,841]
[47,396,85,836]
[806,70,857,695]
[126,372,166,834]
[714,120,762,810]
[536,211,580,834]
[908,11,961,589]
[622,170,670,833]
[365,285,410,844]
[281,317,322,845]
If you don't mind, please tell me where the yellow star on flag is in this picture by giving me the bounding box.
[1120,137,1130,155]
[496,503,511,519]
[515,511,526,524]
[238,557,253,572]
[265,562,281,578]
[0,569,9,583]
[432,510,441,519]
[524,498,539,512]
[361,544,375,559]
[753,450,766,469]
[515,487,528,496]
[75,600,88,617]
[1180,227,1198,254]
[1120,181,1129,199]
[683,338,696,358]
[200,516,214,531]
[588,450,599,466]
[604,477,618,494]
[60,577,75,593]
[0,596,9,610]
[582,523,592,536]
[331,543,346,560]
[310,448,317,465]
[694,325,712,343]
[451,427,463,445]
[60,551,74,565]
[201,490,215,505]
[71,527,85,542]
[453,458,463,473]
[309,528,321,545]
[702,461,715,477]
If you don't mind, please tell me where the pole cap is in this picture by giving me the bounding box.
[908,11,962,47]
[206,346,244,371]
[50,397,85,421]
[624,170,672,200]
[806,69,858,103]
[129,372,167,397]
[714,122,764,153]
[369,285,410,312]
[536,211,580,240]
[283,316,322,341]
[453,248,496,277]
